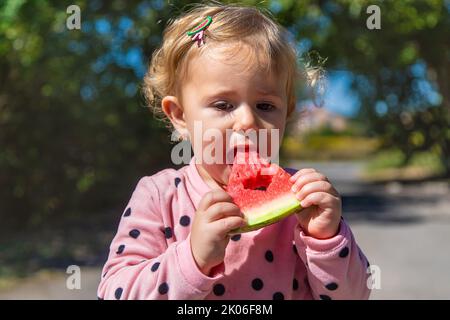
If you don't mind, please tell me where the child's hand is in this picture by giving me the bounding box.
[289,168,342,239]
[190,189,246,276]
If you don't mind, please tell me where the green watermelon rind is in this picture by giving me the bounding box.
[228,199,302,234]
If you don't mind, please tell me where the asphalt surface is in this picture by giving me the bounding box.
[296,161,450,300]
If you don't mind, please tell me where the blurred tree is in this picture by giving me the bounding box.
[271,0,449,175]
[326,0,449,176]
[0,0,195,232]
[1,0,449,235]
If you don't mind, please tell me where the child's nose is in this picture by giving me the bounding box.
[234,104,258,131]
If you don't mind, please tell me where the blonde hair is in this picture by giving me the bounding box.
[143,2,321,129]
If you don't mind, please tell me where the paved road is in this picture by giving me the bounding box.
[0,267,101,300]
[295,161,450,300]
[1,161,449,299]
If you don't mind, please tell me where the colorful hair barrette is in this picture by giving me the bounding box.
[187,16,213,47]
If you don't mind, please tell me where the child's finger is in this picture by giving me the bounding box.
[289,168,316,182]
[300,192,340,209]
[205,202,243,222]
[197,189,233,211]
[290,172,329,193]
[293,180,339,201]
[211,216,246,238]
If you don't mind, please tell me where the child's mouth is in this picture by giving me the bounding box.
[225,144,265,170]
[233,145,251,156]
[226,145,252,164]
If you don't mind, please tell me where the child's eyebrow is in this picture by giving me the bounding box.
[206,89,238,98]
[203,88,283,102]
[202,90,239,104]
[256,88,283,98]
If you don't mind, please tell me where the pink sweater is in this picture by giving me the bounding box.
[97,157,371,300]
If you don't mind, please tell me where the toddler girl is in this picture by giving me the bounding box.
[97,3,371,300]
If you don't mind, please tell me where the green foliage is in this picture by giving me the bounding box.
[274,0,449,174]
[0,0,449,237]
[374,106,450,169]
[0,0,192,232]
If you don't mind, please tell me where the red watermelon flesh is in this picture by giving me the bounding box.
[226,150,302,233]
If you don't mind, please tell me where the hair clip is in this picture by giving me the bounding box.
[187,16,212,47]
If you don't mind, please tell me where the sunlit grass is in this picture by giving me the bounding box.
[363,149,446,181]
[282,133,379,161]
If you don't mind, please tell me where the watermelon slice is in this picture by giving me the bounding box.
[226,150,302,234]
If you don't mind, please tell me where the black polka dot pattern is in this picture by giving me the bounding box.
[158,282,169,295]
[213,283,225,296]
[265,250,274,262]
[292,244,298,255]
[230,234,241,241]
[273,292,284,300]
[179,215,190,227]
[339,246,349,258]
[325,282,338,291]
[129,229,140,239]
[174,177,181,187]
[293,278,299,290]
[151,262,160,272]
[251,278,264,291]
[123,208,131,217]
[115,287,123,299]
[116,244,125,254]
[164,227,172,239]
[97,296,103,300]
[320,294,332,300]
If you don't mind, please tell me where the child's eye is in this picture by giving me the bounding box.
[256,103,275,111]
[213,101,234,111]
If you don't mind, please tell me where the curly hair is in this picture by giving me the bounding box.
[143,2,323,130]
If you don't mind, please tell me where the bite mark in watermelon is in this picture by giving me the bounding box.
[226,150,302,234]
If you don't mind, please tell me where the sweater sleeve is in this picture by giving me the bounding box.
[293,218,371,300]
[97,177,223,300]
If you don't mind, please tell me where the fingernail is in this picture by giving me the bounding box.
[291,185,297,192]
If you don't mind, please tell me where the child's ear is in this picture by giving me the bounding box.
[161,96,188,138]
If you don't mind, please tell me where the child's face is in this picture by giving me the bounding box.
[163,43,288,188]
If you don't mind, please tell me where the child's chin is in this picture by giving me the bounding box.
[222,163,233,183]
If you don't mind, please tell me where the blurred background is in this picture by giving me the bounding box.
[0,0,449,299]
